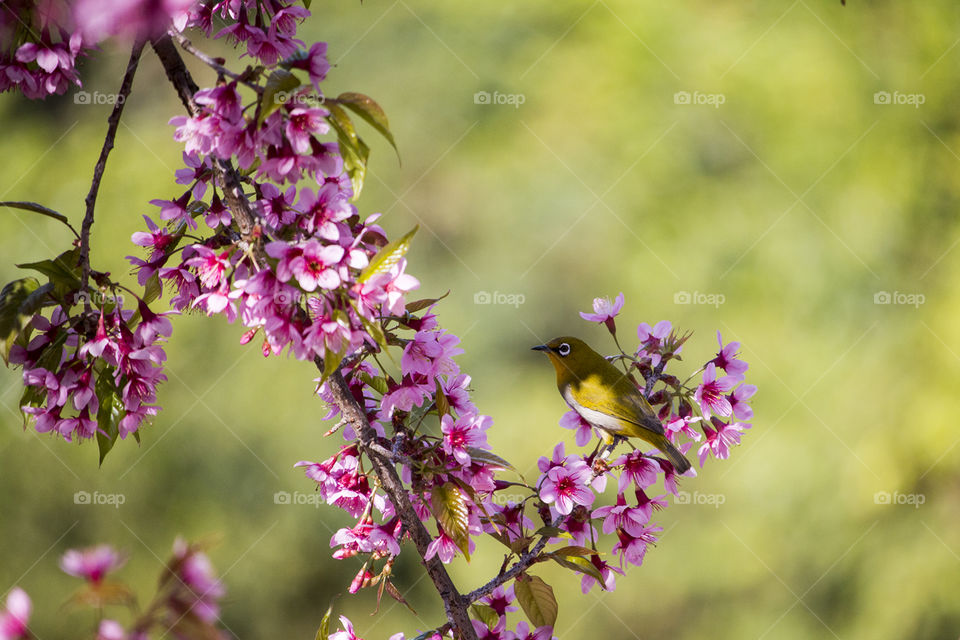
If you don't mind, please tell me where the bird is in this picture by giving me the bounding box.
[532,336,692,474]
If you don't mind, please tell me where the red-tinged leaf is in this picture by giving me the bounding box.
[549,554,606,584]
[550,545,599,558]
[464,447,516,472]
[404,290,449,313]
[514,574,557,629]
[0,200,74,232]
[383,579,417,614]
[430,483,470,559]
[336,92,398,157]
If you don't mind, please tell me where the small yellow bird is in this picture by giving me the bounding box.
[533,336,691,473]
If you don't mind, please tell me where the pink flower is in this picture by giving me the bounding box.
[184,245,231,290]
[580,555,623,593]
[329,615,364,640]
[711,332,749,376]
[612,523,661,568]
[728,384,757,421]
[150,192,195,230]
[424,530,459,564]
[694,363,742,418]
[637,320,671,345]
[290,42,330,92]
[402,330,463,378]
[441,413,491,466]
[170,538,225,624]
[579,292,624,333]
[483,584,518,617]
[97,619,127,640]
[285,107,329,154]
[0,588,30,640]
[60,545,127,583]
[540,463,594,515]
[697,420,749,466]
[592,492,653,536]
[130,215,175,260]
[663,414,702,443]
[510,621,554,640]
[559,410,594,447]
[613,450,660,493]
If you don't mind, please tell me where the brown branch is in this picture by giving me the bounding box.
[169,31,263,93]
[462,517,561,606]
[326,370,478,640]
[79,40,145,309]
[149,34,264,266]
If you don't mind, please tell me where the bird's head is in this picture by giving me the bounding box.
[532,336,607,384]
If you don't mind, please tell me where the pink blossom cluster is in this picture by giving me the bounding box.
[300,313,498,576]
[13,300,172,442]
[4,540,227,640]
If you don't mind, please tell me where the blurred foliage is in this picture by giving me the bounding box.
[2,0,960,638]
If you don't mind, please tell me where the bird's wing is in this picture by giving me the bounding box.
[573,374,665,437]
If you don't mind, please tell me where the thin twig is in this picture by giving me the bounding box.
[79,40,145,310]
[325,370,478,640]
[170,31,263,93]
[462,516,563,605]
[150,34,265,267]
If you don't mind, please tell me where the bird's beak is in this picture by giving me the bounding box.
[531,344,550,352]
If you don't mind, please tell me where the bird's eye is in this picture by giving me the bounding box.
[557,342,571,356]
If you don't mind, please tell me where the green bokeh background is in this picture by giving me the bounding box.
[2,1,959,638]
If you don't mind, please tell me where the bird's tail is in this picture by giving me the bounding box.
[653,434,691,475]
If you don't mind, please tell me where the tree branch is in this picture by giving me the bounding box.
[149,34,264,266]
[326,370,478,640]
[80,40,145,309]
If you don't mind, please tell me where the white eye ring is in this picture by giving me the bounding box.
[557,342,571,356]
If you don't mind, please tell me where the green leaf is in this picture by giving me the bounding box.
[358,225,418,284]
[143,271,162,305]
[95,373,125,466]
[471,603,499,630]
[17,248,81,296]
[314,602,333,640]
[0,201,75,233]
[430,482,470,559]
[319,346,347,385]
[358,372,390,395]
[513,574,558,629]
[261,69,301,123]
[326,102,359,148]
[338,131,369,199]
[336,92,399,157]
[550,545,599,558]
[465,447,516,472]
[549,554,605,584]
[19,384,45,429]
[405,291,449,314]
[0,277,40,364]
[435,378,450,417]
